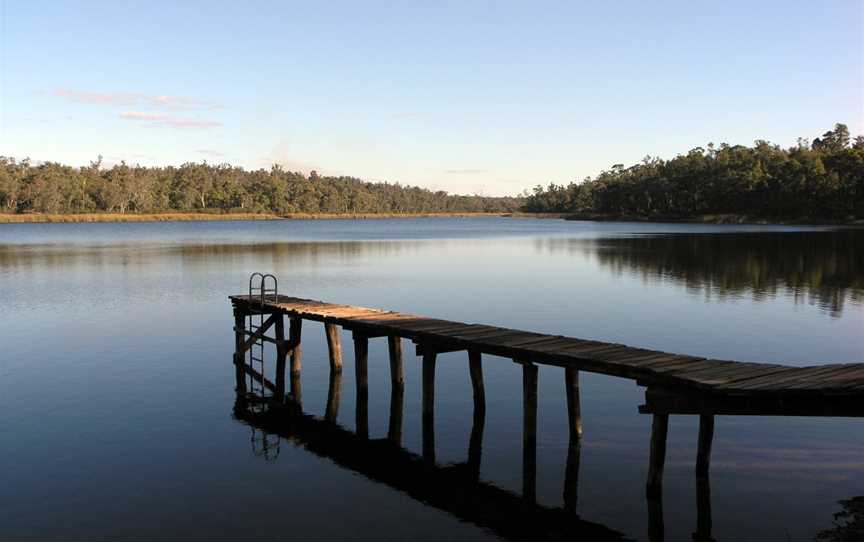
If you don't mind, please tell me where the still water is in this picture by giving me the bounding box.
[1,218,862,541]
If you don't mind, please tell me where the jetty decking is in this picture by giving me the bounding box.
[230,294,863,398]
[229,291,864,515]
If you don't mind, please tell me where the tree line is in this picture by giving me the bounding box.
[523,124,863,221]
[0,158,521,215]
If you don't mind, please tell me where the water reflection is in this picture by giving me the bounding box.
[815,497,864,541]
[537,230,864,317]
[232,382,632,542]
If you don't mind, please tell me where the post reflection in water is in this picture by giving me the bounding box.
[232,359,634,542]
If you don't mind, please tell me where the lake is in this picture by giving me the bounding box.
[1,217,862,541]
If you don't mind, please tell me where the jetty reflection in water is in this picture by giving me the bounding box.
[231,371,634,542]
[231,355,737,542]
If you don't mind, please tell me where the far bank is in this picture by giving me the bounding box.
[0,211,551,224]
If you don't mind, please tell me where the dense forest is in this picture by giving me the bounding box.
[0,158,520,215]
[524,124,863,221]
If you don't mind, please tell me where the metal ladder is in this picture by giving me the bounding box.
[247,273,278,407]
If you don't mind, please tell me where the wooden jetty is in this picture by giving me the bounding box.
[230,286,863,540]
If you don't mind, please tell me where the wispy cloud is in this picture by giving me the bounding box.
[55,88,218,110]
[196,149,226,157]
[120,111,222,129]
[444,168,488,174]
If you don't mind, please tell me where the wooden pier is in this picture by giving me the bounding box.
[230,292,863,540]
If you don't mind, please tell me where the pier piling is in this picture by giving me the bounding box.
[325,323,343,373]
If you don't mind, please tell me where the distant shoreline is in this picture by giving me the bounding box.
[562,212,863,226]
[1,211,859,225]
[0,211,535,224]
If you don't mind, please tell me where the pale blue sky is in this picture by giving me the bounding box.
[1,1,861,195]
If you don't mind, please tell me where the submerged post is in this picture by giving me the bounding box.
[565,367,583,440]
[521,361,538,502]
[647,492,665,542]
[325,323,343,373]
[467,351,486,480]
[646,413,669,498]
[233,307,247,395]
[695,474,712,541]
[388,335,405,445]
[696,414,714,478]
[388,335,404,388]
[325,369,342,423]
[563,367,582,512]
[353,331,369,439]
[388,380,405,445]
[468,351,486,415]
[289,317,303,375]
[563,436,582,513]
[422,350,437,464]
[275,314,287,400]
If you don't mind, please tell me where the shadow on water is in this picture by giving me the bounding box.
[537,230,864,317]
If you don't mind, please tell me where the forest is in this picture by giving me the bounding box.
[523,124,863,221]
[0,158,520,216]
[3,123,861,221]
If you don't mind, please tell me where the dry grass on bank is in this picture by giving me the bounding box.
[0,211,519,224]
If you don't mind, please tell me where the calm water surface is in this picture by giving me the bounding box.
[1,218,862,541]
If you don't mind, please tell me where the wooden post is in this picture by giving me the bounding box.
[422,350,437,464]
[695,474,712,541]
[274,314,286,401]
[467,384,486,481]
[289,317,303,375]
[233,307,247,395]
[695,414,714,478]
[646,413,669,498]
[647,490,665,542]
[325,323,343,373]
[468,351,485,416]
[353,332,369,439]
[565,367,583,440]
[563,366,582,513]
[325,368,342,423]
[388,382,404,445]
[563,436,581,513]
[387,335,405,445]
[521,361,538,502]
[388,335,404,388]
[290,371,302,406]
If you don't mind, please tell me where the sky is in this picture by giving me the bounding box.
[1,1,862,196]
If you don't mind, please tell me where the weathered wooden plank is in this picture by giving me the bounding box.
[442,327,522,341]
[526,338,595,352]
[641,357,721,373]
[774,365,864,390]
[482,333,556,348]
[723,365,856,391]
[666,362,785,383]
[560,344,630,358]
[479,332,555,348]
